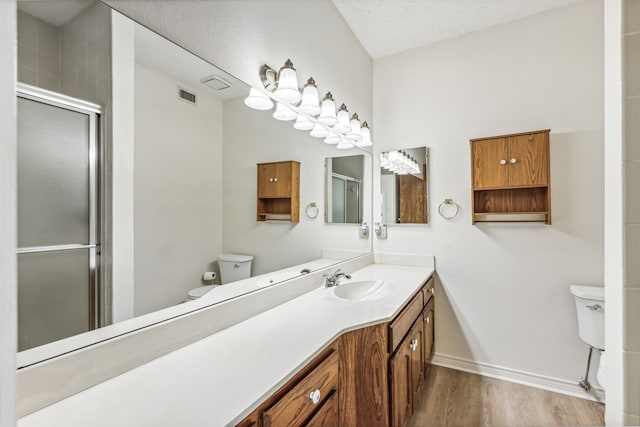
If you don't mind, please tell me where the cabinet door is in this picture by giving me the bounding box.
[389,337,412,427]
[410,320,425,411]
[507,133,549,187]
[257,162,292,198]
[471,138,509,189]
[423,301,434,369]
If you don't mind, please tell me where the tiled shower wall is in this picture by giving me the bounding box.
[17,11,60,92]
[59,2,111,105]
[624,0,640,424]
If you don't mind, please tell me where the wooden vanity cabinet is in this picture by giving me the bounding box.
[237,342,339,427]
[470,129,551,224]
[238,275,436,427]
[256,160,300,223]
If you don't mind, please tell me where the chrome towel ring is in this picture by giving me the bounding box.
[438,198,461,220]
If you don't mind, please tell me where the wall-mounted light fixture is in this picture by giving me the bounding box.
[244,59,373,150]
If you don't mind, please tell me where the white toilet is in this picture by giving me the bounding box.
[186,254,253,301]
[570,285,605,390]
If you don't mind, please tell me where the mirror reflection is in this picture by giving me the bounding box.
[15,1,371,360]
[380,147,429,224]
[325,155,364,224]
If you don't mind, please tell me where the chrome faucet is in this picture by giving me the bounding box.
[324,269,351,287]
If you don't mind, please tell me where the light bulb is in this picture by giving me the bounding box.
[273,59,301,104]
[359,122,373,146]
[318,92,338,126]
[244,87,274,110]
[345,112,363,142]
[334,103,350,134]
[298,77,321,116]
[273,103,296,121]
[293,114,314,130]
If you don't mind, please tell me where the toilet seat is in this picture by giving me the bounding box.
[187,285,216,300]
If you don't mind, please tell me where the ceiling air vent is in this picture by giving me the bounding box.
[178,87,197,105]
[201,75,231,91]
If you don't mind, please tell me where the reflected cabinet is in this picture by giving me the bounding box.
[257,160,300,223]
[471,129,551,224]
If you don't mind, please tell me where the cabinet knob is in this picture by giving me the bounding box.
[410,338,418,351]
[510,158,517,164]
[426,317,430,324]
[274,178,278,182]
[269,178,274,182]
[309,389,321,404]
[500,159,507,165]
[430,287,435,294]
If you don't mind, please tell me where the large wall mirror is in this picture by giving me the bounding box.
[15,0,372,367]
[380,147,429,224]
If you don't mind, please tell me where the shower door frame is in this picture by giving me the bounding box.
[16,82,102,331]
[331,172,362,224]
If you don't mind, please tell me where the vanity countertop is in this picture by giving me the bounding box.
[18,263,434,427]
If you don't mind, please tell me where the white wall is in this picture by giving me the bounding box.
[110,11,135,322]
[222,97,370,276]
[133,64,224,315]
[0,4,17,425]
[373,0,605,395]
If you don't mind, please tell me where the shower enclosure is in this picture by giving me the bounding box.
[331,174,361,224]
[16,83,101,351]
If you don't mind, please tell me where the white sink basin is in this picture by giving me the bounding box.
[332,280,390,301]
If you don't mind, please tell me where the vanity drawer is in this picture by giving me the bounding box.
[421,277,435,305]
[263,350,339,427]
[388,291,424,353]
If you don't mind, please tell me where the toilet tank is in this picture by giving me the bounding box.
[570,285,604,350]
[218,254,253,284]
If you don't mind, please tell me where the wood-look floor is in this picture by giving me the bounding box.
[409,366,605,427]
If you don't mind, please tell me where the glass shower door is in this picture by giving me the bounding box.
[17,90,100,352]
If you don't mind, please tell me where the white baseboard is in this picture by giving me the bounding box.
[432,353,605,403]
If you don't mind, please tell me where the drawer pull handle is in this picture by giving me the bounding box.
[309,389,321,404]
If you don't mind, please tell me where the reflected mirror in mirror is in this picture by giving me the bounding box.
[15,0,372,365]
[325,155,364,224]
[380,147,429,224]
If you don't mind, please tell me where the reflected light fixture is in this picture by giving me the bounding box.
[299,78,321,116]
[243,87,274,110]
[293,113,314,130]
[381,151,421,175]
[273,59,301,103]
[323,132,341,145]
[336,139,354,150]
[310,123,330,138]
[273,103,296,121]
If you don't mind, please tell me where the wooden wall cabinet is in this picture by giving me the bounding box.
[257,161,300,223]
[470,129,551,224]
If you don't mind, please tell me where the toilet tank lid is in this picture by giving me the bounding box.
[570,285,604,300]
[218,253,253,263]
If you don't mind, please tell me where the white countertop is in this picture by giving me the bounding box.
[18,263,433,427]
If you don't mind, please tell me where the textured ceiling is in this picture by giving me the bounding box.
[331,0,586,59]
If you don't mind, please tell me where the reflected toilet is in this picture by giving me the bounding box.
[186,254,253,300]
